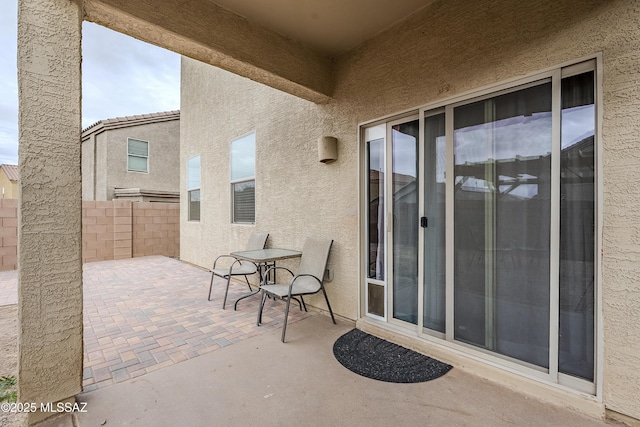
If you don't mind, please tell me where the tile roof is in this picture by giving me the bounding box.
[0,164,19,181]
[82,110,180,134]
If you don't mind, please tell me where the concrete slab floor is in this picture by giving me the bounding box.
[37,315,612,427]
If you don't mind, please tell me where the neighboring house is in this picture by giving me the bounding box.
[0,164,18,199]
[16,0,640,426]
[179,1,639,424]
[82,111,180,202]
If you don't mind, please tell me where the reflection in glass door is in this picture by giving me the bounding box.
[559,71,595,381]
[453,82,552,368]
[365,125,386,318]
[423,113,446,333]
[391,119,419,324]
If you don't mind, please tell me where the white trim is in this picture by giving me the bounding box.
[559,373,596,395]
[230,177,255,185]
[594,53,604,402]
[386,113,419,328]
[127,137,149,173]
[362,123,388,319]
[417,110,425,332]
[358,126,365,318]
[561,59,597,79]
[385,122,393,322]
[549,69,562,381]
[444,104,454,342]
[556,58,600,393]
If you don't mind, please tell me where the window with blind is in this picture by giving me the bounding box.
[127,138,149,172]
[230,133,256,223]
[187,155,201,222]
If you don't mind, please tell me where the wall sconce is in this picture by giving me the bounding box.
[318,136,338,163]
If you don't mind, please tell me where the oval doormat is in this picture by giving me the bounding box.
[333,329,452,383]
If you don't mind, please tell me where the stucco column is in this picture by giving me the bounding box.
[17,0,83,424]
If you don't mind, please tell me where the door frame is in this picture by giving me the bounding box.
[357,56,601,397]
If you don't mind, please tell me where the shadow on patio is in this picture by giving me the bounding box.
[0,257,612,426]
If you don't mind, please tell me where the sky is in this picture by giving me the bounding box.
[0,0,180,165]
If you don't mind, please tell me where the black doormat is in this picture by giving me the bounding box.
[333,329,452,383]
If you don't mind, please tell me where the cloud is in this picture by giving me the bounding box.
[0,129,18,165]
[0,11,180,164]
[82,23,180,129]
[0,0,18,165]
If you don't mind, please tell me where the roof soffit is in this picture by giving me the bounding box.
[208,0,437,56]
[84,0,335,102]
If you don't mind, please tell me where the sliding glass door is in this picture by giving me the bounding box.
[423,113,446,333]
[453,82,552,368]
[559,71,595,382]
[362,60,597,390]
[364,118,420,325]
[391,119,419,324]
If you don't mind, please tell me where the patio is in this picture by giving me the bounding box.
[0,256,312,392]
[0,256,611,426]
[80,256,312,391]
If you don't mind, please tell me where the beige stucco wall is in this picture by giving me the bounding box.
[17,0,83,422]
[181,0,640,420]
[82,133,96,200]
[95,130,108,200]
[0,199,18,271]
[0,172,18,199]
[83,119,180,201]
[180,60,357,319]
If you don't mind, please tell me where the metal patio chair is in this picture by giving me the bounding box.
[256,237,335,342]
[208,232,269,309]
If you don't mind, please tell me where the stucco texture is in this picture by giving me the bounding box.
[180,60,357,321]
[82,119,180,200]
[17,0,83,418]
[0,170,18,199]
[181,0,640,419]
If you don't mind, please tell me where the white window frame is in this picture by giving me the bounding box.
[363,123,387,322]
[230,132,256,224]
[127,137,149,173]
[187,155,201,222]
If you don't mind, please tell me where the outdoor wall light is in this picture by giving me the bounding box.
[318,136,338,163]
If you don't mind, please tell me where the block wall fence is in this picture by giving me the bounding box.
[0,199,18,270]
[0,200,179,270]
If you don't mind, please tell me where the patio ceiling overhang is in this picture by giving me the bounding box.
[83,0,436,103]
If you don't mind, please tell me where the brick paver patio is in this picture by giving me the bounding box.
[0,256,312,391]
